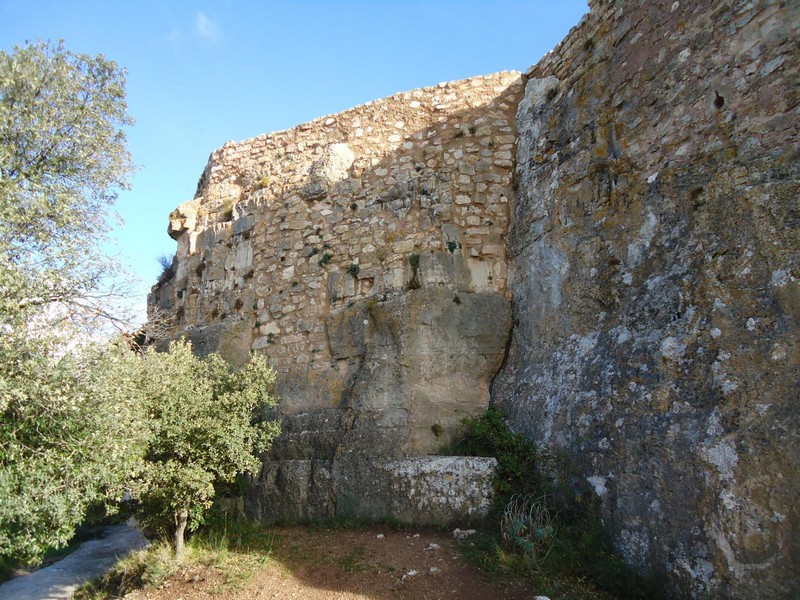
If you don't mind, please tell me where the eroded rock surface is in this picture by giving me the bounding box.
[246,456,497,526]
[246,288,510,523]
[493,0,799,597]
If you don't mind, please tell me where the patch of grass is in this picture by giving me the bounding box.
[302,514,410,534]
[318,252,334,267]
[447,409,664,600]
[73,541,175,599]
[461,533,616,600]
[196,513,276,557]
[333,545,394,575]
[336,545,370,573]
[221,198,234,221]
[74,516,276,599]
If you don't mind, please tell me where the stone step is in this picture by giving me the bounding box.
[246,456,498,525]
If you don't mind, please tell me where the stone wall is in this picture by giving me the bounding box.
[246,456,497,526]
[493,0,799,597]
[149,72,522,522]
[150,0,799,596]
[155,71,520,372]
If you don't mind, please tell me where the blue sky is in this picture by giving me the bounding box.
[1,1,588,322]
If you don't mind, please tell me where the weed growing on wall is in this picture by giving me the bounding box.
[156,254,175,285]
[447,409,664,600]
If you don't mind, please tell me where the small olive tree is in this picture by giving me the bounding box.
[133,341,279,556]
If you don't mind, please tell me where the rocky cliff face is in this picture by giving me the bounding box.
[150,0,799,596]
[492,0,799,597]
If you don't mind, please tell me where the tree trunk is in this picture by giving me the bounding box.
[174,507,188,558]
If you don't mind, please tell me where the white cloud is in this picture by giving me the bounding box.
[166,27,184,49]
[194,12,220,42]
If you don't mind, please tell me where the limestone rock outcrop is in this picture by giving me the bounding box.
[493,0,799,597]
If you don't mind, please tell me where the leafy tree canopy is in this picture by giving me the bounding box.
[0,40,278,567]
[132,341,279,556]
[0,39,135,331]
[0,40,138,563]
[0,341,149,561]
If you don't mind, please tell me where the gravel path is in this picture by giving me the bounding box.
[0,524,147,600]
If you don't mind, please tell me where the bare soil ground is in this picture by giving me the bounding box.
[124,526,538,600]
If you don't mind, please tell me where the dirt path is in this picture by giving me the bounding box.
[0,524,147,600]
[124,526,542,600]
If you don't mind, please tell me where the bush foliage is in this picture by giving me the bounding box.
[449,409,664,600]
[133,341,279,555]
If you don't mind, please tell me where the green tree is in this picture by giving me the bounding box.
[0,39,135,331]
[0,341,149,562]
[133,341,279,557]
[0,40,137,563]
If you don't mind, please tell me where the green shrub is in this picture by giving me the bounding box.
[446,408,545,497]
[132,342,280,557]
[448,409,663,599]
